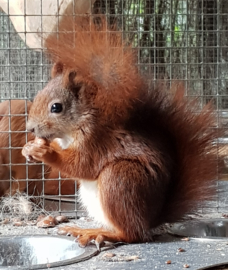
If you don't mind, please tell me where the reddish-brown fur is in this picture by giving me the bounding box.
[0,100,76,197]
[22,16,218,247]
[0,100,44,196]
[44,169,76,195]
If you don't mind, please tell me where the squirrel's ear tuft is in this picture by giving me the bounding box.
[51,62,64,78]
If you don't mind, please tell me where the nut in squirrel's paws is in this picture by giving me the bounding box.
[22,141,37,162]
[25,154,36,163]
[22,137,51,163]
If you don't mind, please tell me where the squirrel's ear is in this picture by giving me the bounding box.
[68,71,77,83]
[67,71,82,98]
[62,70,80,95]
[51,62,64,78]
[63,70,77,88]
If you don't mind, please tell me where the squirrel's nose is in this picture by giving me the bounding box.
[26,122,35,133]
[28,128,35,133]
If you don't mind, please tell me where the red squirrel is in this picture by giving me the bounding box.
[22,16,218,248]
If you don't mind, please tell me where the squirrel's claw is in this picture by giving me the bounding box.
[57,226,123,249]
[57,226,107,249]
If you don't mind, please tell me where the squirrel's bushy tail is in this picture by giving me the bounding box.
[130,83,218,223]
[163,85,218,221]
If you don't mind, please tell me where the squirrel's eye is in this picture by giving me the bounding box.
[51,103,63,113]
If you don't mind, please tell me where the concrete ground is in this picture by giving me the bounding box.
[1,217,228,270]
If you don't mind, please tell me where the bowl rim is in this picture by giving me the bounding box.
[168,218,228,241]
[0,234,99,269]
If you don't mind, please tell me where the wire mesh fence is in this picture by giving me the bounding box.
[0,0,228,216]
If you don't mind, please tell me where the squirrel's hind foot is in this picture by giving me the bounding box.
[58,226,124,250]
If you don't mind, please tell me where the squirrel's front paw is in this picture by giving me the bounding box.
[22,138,55,164]
[22,141,37,162]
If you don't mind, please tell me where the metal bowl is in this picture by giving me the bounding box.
[169,218,228,238]
[0,235,98,269]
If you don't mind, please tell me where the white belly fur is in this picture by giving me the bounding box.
[79,180,113,229]
[54,135,74,150]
